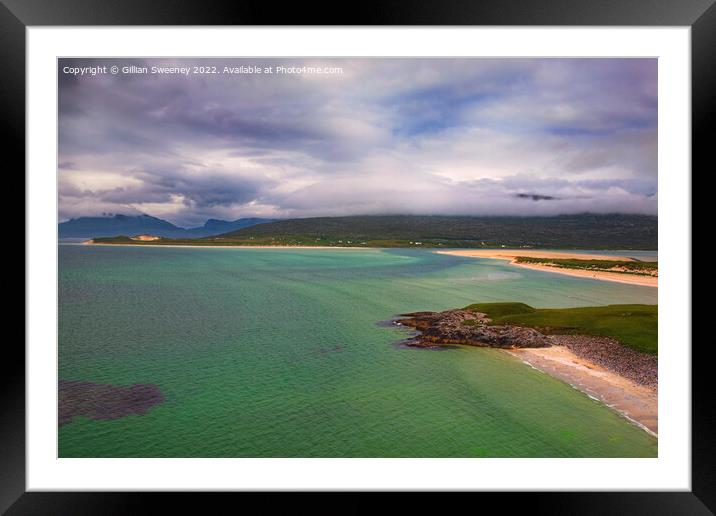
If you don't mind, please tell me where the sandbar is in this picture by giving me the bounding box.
[437,249,657,287]
[84,242,368,250]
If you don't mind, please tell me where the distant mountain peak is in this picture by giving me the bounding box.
[59,214,275,239]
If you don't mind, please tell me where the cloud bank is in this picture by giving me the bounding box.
[58,58,657,227]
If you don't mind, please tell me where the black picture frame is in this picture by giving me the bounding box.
[4,0,710,513]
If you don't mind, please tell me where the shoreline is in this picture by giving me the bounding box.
[81,242,371,250]
[436,249,657,287]
[394,308,657,437]
[505,345,657,436]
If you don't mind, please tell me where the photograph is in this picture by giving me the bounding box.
[57,57,659,458]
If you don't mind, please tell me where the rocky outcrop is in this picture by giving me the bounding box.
[395,309,552,349]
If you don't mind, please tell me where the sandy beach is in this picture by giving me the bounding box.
[506,345,658,435]
[437,249,657,287]
[396,307,658,436]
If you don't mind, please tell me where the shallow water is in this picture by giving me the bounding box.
[58,246,657,457]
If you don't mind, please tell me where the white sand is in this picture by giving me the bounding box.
[437,249,657,288]
[506,346,658,436]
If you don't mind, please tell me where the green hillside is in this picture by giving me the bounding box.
[464,302,658,354]
[212,214,657,249]
[91,214,658,249]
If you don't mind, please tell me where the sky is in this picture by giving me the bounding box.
[58,58,657,227]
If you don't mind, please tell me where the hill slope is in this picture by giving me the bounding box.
[59,214,274,239]
[212,214,657,249]
[59,214,186,238]
[186,217,276,237]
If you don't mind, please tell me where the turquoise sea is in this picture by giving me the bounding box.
[58,245,658,457]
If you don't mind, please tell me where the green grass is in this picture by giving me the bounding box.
[464,302,657,355]
[464,302,537,318]
[514,257,657,276]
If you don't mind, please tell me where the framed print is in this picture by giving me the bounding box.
[6,0,712,513]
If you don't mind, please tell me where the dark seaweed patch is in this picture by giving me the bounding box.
[59,379,164,427]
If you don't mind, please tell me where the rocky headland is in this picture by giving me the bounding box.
[394,309,656,387]
[393,308,658,434]
[395,309,552,349]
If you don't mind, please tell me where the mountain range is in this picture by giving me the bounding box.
[58,214,275,239]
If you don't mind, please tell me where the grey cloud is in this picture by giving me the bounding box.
[58,58,657,226]
[515,194,558,201]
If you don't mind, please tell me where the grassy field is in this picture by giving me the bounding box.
[514,257,658,276]
[464,302,657,355]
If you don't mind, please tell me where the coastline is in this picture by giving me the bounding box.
[505,345,658,436]
[436,249,657,287]
[395,307,657,437]
[82,242,370,250]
